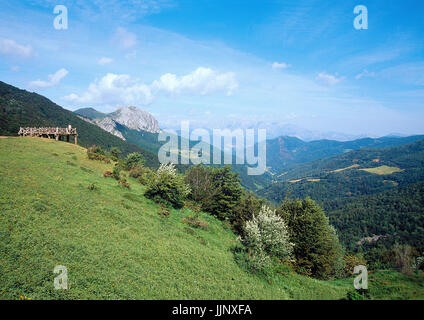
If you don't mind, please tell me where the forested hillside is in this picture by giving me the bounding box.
[259,140,424,258]
[260,139,424,204]
[328,182,424,251]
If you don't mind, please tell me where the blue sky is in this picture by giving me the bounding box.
[0,0,423,138]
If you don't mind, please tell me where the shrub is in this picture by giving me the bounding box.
[103,170,114,178]
[129,165,154,181]
[184,165,242,221]
[112,160,127,180]
[157,204,170,218]
[183,214,209,230]
[110,147,121,158]
[278,198,344,279]
[144,163,190,209]
[87,146,110,163]
[344,254,367,277]
[241,205,293,270]
[184,165,217,205]
[390,244,416,275]
[87,146,105,155]
[118,179,130,189]
[232,191,265,236]
[345,289,370,300]
[415,254,424,271]
[138,168,155,185]
[125,152,145,170]
[184,201,202,213]
[87,183,98,191]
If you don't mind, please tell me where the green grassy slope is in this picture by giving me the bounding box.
[331,270,424,300]
[0,137,354,300]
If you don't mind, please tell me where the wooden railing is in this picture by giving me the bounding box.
[18,125,78,144]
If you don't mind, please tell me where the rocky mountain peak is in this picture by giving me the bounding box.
[111,106,160,134]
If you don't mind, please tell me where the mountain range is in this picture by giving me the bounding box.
[263,134,424,174]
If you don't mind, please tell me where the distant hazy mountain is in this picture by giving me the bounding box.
[242,122,366,142]
[162,120,367,143]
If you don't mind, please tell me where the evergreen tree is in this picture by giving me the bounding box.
[205,166,243,221]
[278,198,344,279]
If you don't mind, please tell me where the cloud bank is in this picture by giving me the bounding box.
[63,67,238,106]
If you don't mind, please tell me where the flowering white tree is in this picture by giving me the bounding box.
[242,205,294,269]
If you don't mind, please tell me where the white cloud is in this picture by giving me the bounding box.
[97,57,113,65]
[152,67,238,96]
[272,62,290,69]
[0,38,33,58]
[315,72,344,86]
[114,27,137,49]
[29,68,69,88]
[63,67,238,106]
[355,69,376,80]
[63,73,153,105]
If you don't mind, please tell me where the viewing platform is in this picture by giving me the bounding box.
[18,125,78,144]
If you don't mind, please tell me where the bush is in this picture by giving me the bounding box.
[110,147,121,158]
[345,289,370,300]
[125,152,145,170]
[87,183,98,191]
[157,204,170,218]
[184,165,242,221]
[138,168,155,185]
[129,165,154,183]
[87,146,110,163]
[278,198,344,279]
[344,254,367,277]
[184,201,202,213]
[390,244,417,275]
[241,205,293,270]
[415,254,424,271]
[103,170,114,178]
[144,163,190,209]
[87,152,110,163]
[232,191,265,236]
[184,165,217,205]
[118,179,130,189]
[87,146,105,155]
[111,160,127,180]
[183,214,209,230]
